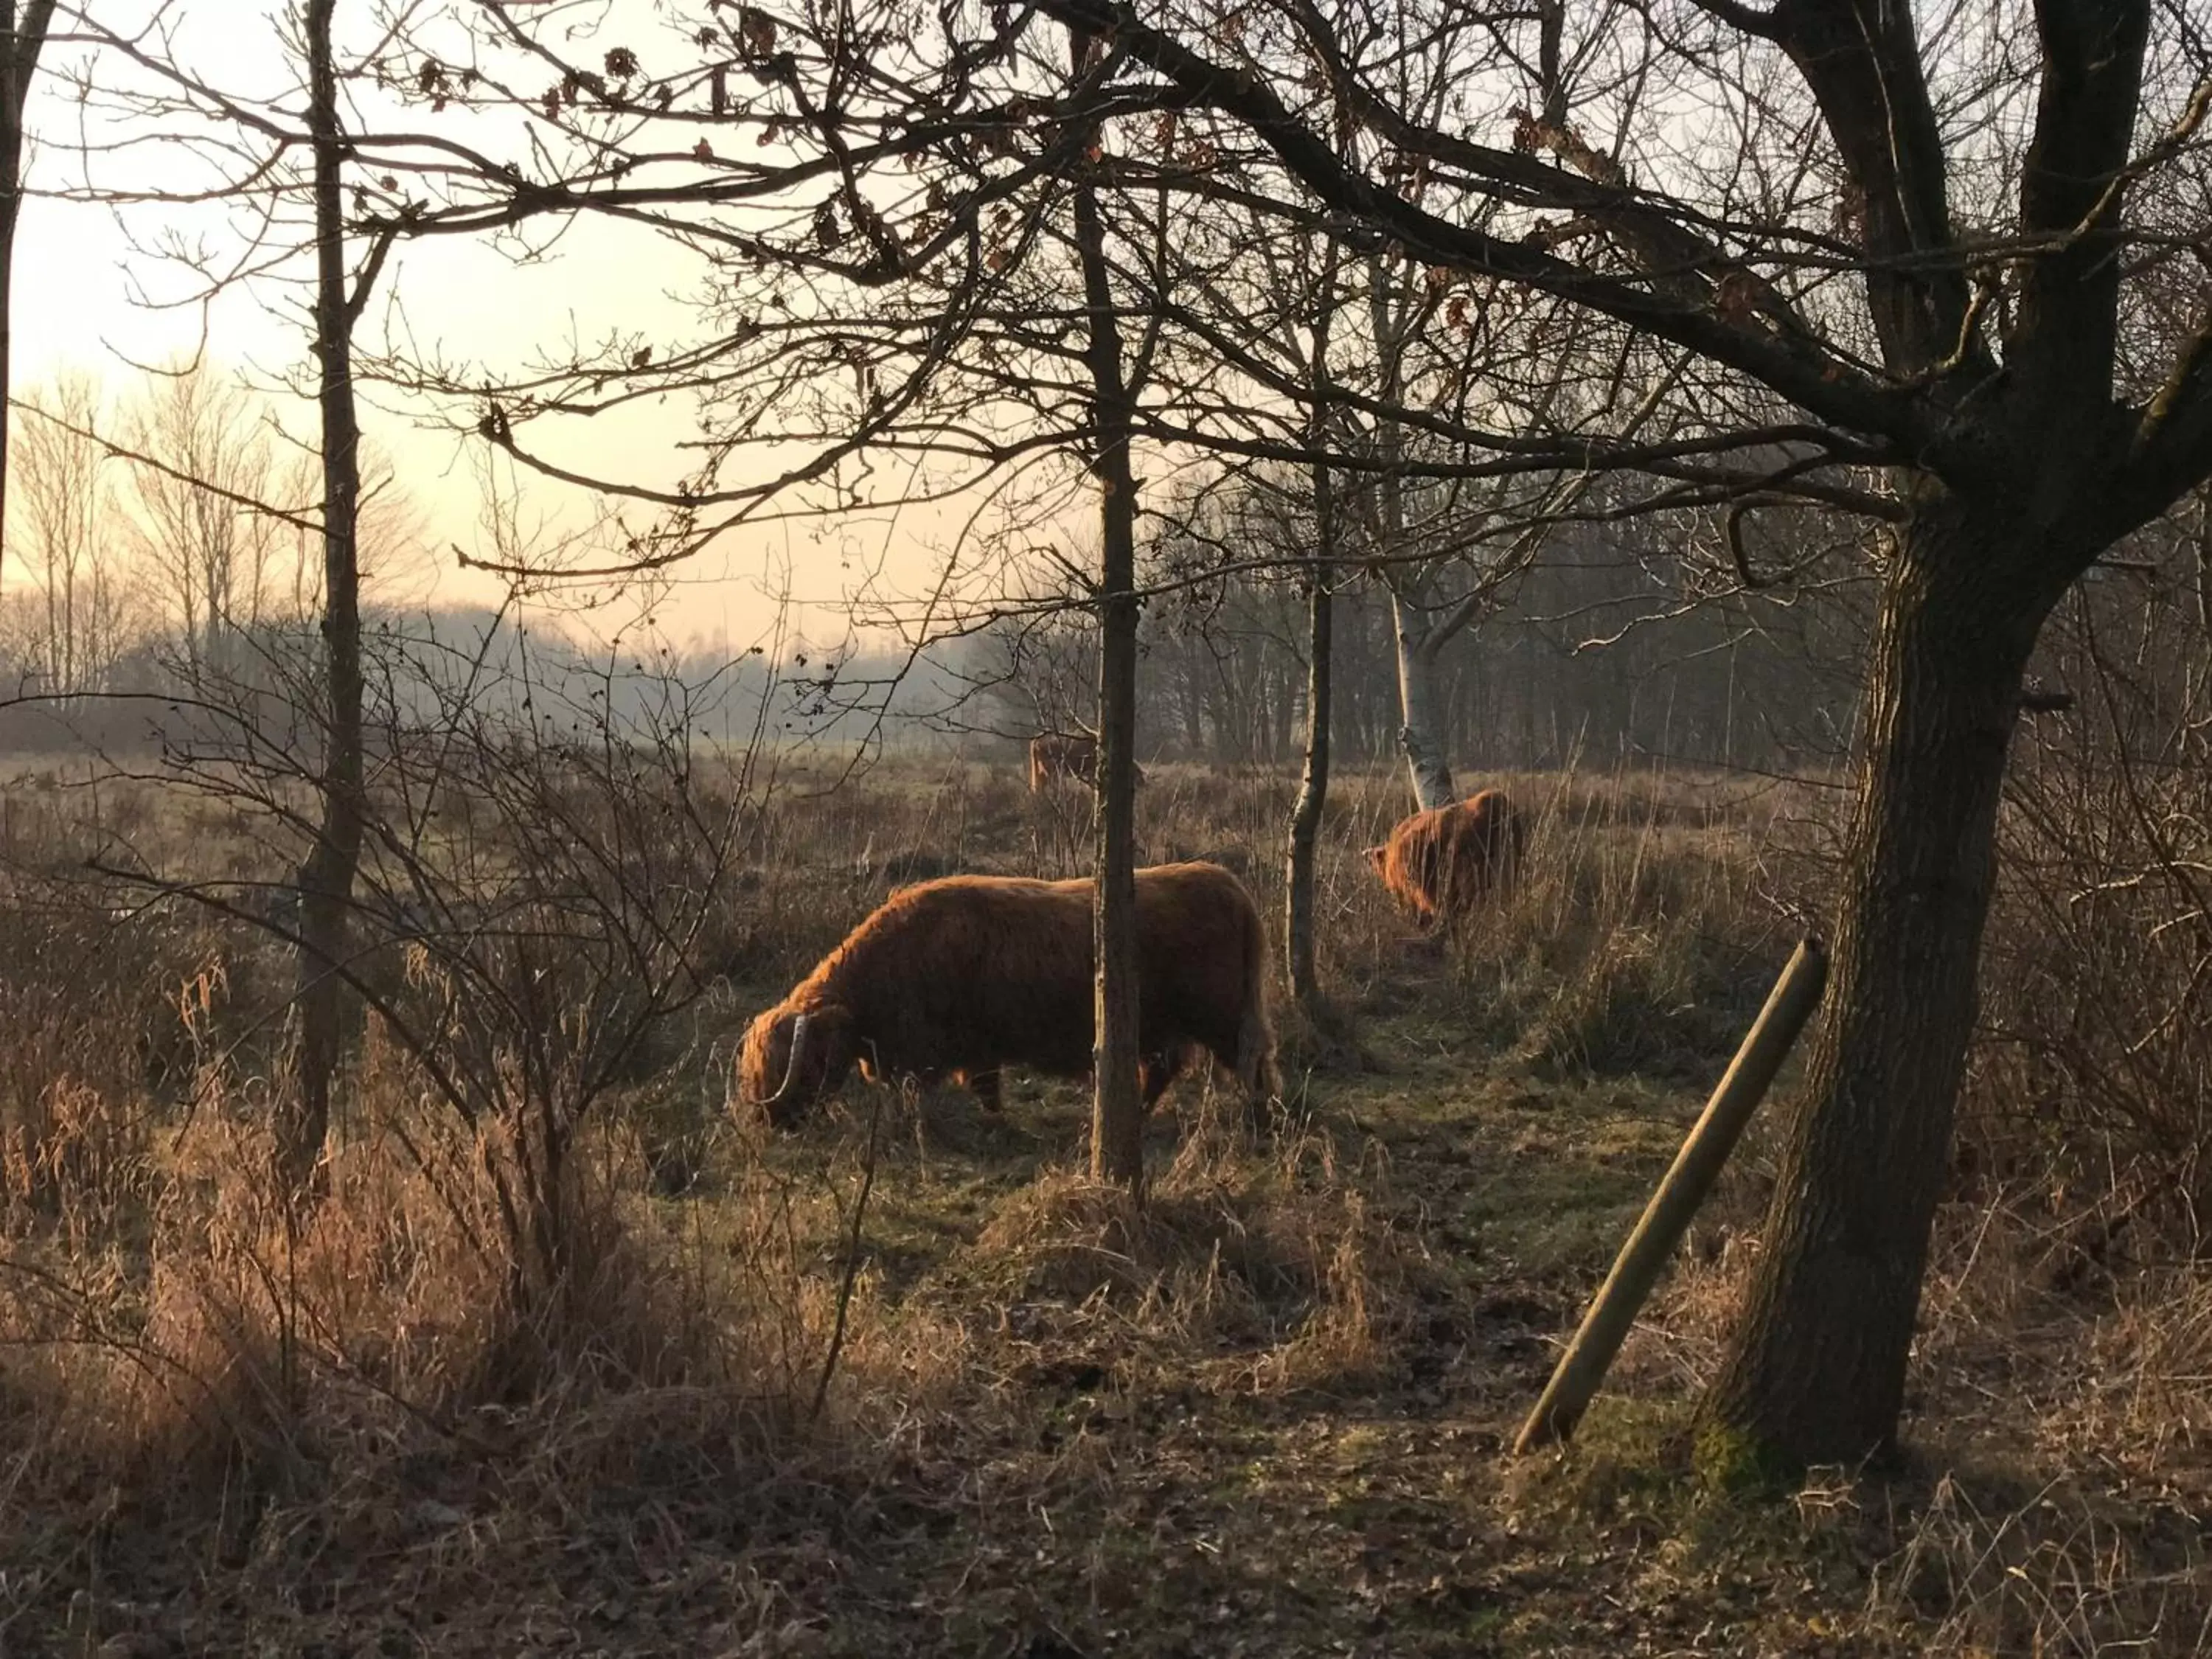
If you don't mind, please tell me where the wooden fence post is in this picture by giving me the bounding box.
[1513,936,1829,1454]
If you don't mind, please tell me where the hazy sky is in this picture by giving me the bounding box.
[8,1,1008,658]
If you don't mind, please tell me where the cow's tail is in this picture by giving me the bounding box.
[1234,886,1282,1107]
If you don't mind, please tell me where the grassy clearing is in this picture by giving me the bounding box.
[0,752,2205,1655]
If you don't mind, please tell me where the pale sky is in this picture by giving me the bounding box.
[9,1,1012,659]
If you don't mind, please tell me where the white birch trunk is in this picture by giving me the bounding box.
[1392,591,1457,811]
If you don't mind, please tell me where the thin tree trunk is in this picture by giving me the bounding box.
[1179,654,1203,756]
[1394,604,1458,811]
[1364,254,1458,813]
[1287,573,1332,1008]
[1702,504,2049,1466]
[279,0,369,1200]
[0,1,58,580]
[1070,52,1144,1194]
[1286,265,1338,1012]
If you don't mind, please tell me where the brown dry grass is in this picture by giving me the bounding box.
[0,746,2205,1655]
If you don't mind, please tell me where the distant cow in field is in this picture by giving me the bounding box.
[1364,789,1526,928]
[1027,734,1145,793]
[1028,733,1098,792]
[737,861,1279,1126]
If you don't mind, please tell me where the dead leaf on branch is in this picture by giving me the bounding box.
[737,7,778,55]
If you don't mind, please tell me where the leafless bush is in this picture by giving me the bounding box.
[1837,1192,2212,1655]
[1976,602,2212,1251]
[0,883,246,1237]
[0,609,791,1410]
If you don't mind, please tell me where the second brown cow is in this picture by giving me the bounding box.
[1364,789,1526,928]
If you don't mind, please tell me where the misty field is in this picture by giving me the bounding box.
[0,749,2200,1658]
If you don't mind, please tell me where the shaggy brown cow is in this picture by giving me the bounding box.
[1026,734,1145,793]
[1364,789,1526,928]
[1028,733,1097,792]
[737,861,1280,1125]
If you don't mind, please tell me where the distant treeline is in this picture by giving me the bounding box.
[0,605,978,759]
[3,512,2182,782]
[953,518,1879,778]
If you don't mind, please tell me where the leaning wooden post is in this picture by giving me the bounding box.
[1514,936,1829,1454]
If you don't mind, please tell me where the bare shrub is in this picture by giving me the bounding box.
[1860,1470,2209,1658]
[0,894,237,1237]
[1976,643,2212,1249]
[1849,1204,2212,1655]
[0,1039,912,1516]
[0,613,853,1506]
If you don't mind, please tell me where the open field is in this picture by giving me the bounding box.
[1,754,2208,1656]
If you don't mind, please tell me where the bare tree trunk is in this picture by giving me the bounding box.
[1070,51,1144,1194]
[1286,269,1338,1012]
[1287,573,1332,1008]
[1702,502,2050,1466]
[1394,602,1458,811]
[1178,648,1204,756]
[1355,595,1388,761]
[1365,254,1457,813]
[0,1,58,576]
[1093,533,1142,1189]
[279,0,370,1199]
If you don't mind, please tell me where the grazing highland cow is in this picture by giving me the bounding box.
[1027,733,1098,792]
[738,862,1279,1125]
[1365,789,1526,928]
[1026,733,1144,793]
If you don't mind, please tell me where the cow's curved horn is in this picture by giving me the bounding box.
[758,1011,814,1110]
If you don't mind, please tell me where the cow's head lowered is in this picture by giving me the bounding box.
[737,1001,858,1127]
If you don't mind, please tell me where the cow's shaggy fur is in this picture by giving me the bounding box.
[1364,789,1525,928]
[737,862,1280,1125]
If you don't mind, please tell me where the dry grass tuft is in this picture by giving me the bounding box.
[968,1119,1408,1394]
[1859,1470,2210,1656]
[1440,768,1798,1079]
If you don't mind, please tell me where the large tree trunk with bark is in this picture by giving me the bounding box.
[1069,72,1144,1194]
[1702,501,2053,1465]
[279,0,369,1200]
